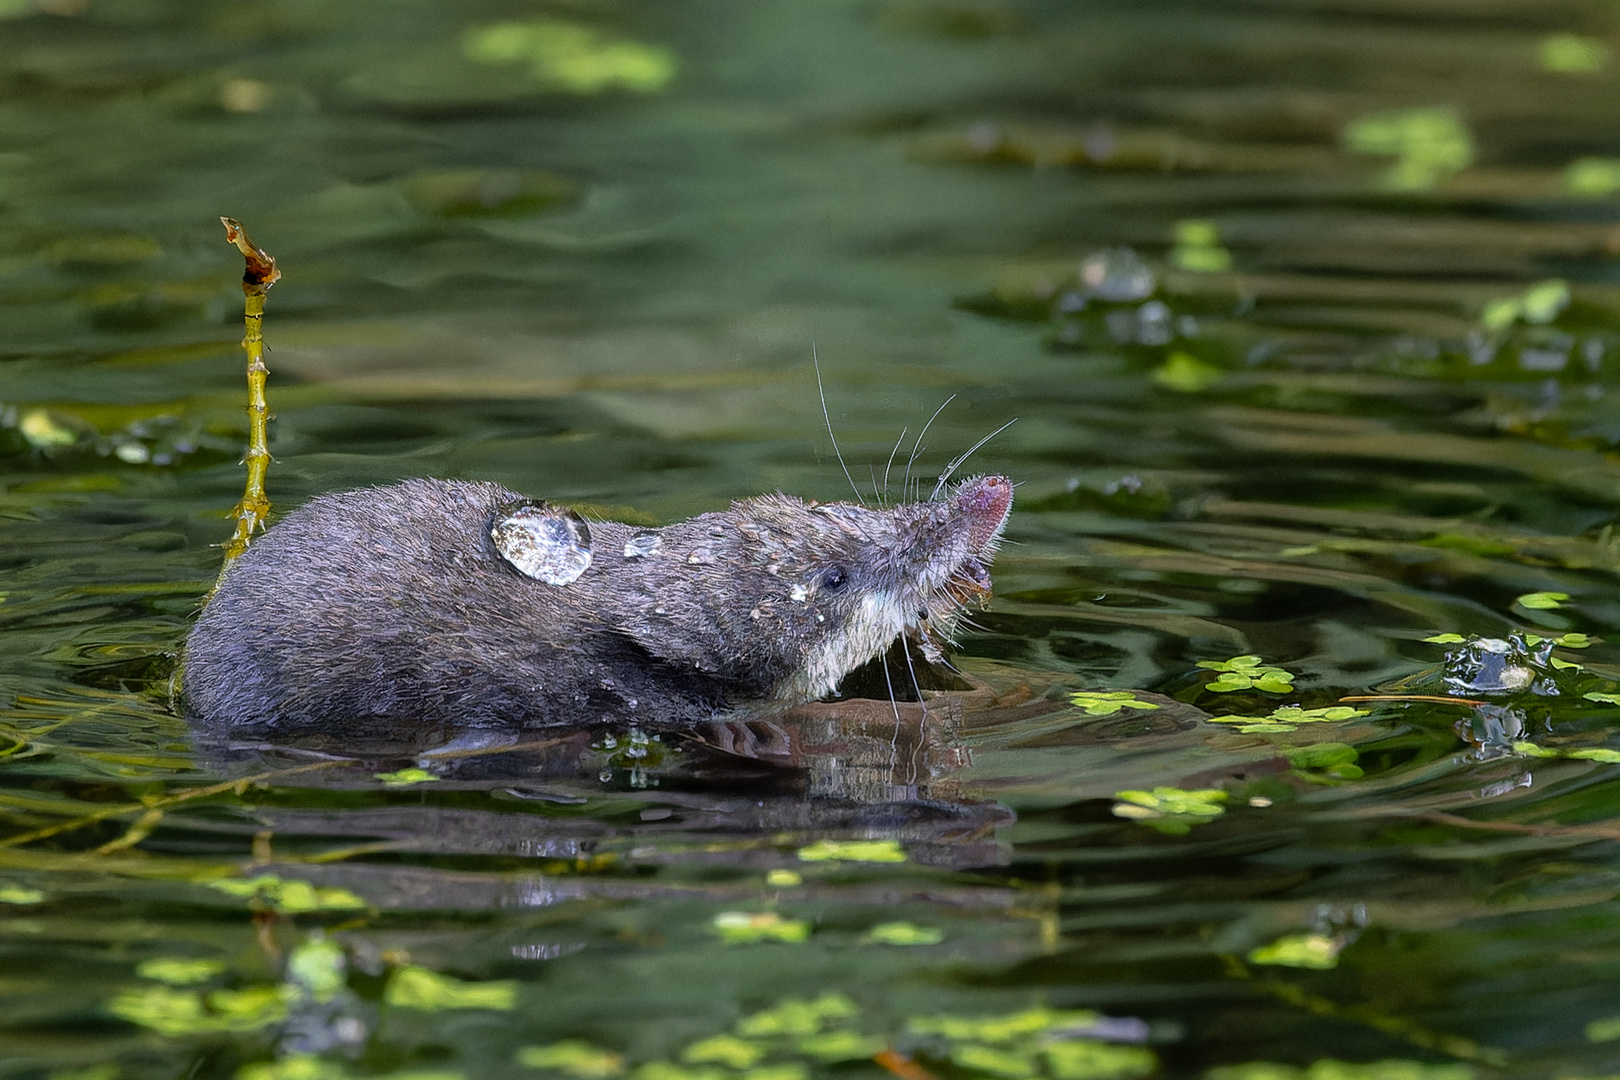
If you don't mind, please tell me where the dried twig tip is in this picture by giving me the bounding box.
[220,216,281,293]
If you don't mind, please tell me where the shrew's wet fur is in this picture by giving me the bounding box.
[183,475,1012,730]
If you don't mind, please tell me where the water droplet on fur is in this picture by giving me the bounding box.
[624,533,662,558]
[687,548,715,565]
[598,767,614,783]
[789,584,809,601]
[491,501,592,585]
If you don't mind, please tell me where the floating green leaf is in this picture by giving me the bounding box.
[1521,281,1571,324]
[797,1031,885,1062]
[20,409,78,450]
[738,994,857,1037]
[1174,220,1220,248]
[910,1008,1100,1044]
[740,1067,807,1080]
[49,1066,119,1080]
[1422,633,1466,644]
[0,884,44,904]
[1210,705,1367,734]
[1112,788,1227,834]
[1169,219,1232,274]
[1509,741,1620,763]
[1541,33,1608,73]
[384,965,517,1011]
[237,1056,350,1080]
[1152,352,1225,392]
[683,1036,765,1069]
[375,767,439,786]
[765,869,802,888]
[1556,633,1595,648]
[1045,1041,1157,1080]
[1342,107,1474,190]
[1209,1062,1471,1080]
[797,839,906,863]
[952,1044,1038,1078]
[633,1065,727,1080]
[1197,656,1296,693]
[1516,591,1570,610]
[1584,692,1620,705]
[1481,281,1571,332]
[286,937,346,1003]
[207,875,367,913]
[865,921,944,946]
[1248,933,1343,969]
[518,1041,627,1078]
[1069,691,1162,716]
[1565,157,1620,196]
[1587,1015,1620,1042]
[463,20,677,94]
[136,958,226,986]
[712,911,811,945]
[1285,743,1363,780]
[108,983,291,1037]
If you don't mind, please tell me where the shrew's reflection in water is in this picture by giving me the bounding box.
[182,660,1176,875]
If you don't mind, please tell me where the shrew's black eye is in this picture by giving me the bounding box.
[820,567,848,591]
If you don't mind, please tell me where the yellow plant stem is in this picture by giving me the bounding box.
[217,217,281,576]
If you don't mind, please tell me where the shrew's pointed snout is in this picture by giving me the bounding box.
[952,475,1013,552]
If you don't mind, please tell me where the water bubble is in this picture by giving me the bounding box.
[1520,346,1569,372]
[1584,338,1605,371]
[1444,634,1553,693]
[1136,300,1173,346]
[965,120,1003,154]
[1078,247,1156,302]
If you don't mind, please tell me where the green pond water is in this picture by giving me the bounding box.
[8,0,1620,1077]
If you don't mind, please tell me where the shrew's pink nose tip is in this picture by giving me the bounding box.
[953,475,1013,550]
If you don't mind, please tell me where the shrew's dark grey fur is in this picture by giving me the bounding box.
[183,476,1012,730]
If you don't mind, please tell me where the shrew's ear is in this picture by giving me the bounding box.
[490,501,593,586]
